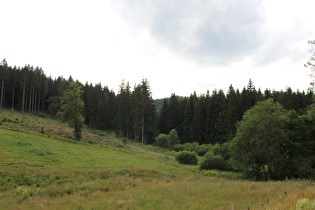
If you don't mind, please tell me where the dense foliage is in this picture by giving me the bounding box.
[175,151,198,165]
[0,58,314,179]
[1,59,313,145]
[0,60,156,143]
[58,82,85,140]
[230,99,289,180]
[155,129,179,149]
[158,85,314,145]
[200,152,231,171]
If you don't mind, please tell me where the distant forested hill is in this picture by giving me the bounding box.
[154,96,184,111]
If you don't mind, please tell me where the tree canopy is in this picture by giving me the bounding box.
[58,82,85,140]
[230,99,289,180]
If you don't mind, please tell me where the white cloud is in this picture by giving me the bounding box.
[0,0,314,99]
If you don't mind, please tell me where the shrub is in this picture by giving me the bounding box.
[173,144,184,152]
[175,151,198,165]
[195,144,211,156]
[168,129,179,149]
[2,117,7,122]
[62,132,73,139]
[84,138,96,144]
[121,137,127,145]
[40,126,45,134]
[185,142,199,152]
[155,134,170,148]
[200,152,230,171]
[212,142,230,160]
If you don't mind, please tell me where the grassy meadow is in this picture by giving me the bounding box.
[0,110,314,209]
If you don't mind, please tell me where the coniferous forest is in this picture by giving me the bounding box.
[1,58,314,179]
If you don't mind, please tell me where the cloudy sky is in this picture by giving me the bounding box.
[1,0,314,99]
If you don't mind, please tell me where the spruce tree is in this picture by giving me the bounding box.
[205,89,225,144]
[158,98,169,134]
[0,59,7,110]
[215,85,240,143]
[58,82,85,140]
[168,93,180,132]
[117,80,132,138]
[131,79,156,144]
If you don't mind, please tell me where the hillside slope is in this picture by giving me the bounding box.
[0,110,314,209]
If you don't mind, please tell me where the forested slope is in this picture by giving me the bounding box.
[1,59,313,145]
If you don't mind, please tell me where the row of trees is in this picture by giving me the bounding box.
[0,60,48,113]
[0,59,157,143]
[116,80,156,144]
[0,58,314,146]
[1,56,314,179]
[169,98,314,180]
[230,99,315,179]
[158,80,314,145]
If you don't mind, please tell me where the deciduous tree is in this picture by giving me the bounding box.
[304,40,315,91]
[230,99,289,180]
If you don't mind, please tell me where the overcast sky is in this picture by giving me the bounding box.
[1,0,314,99]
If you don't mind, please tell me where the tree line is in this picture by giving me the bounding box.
[1,58,314,179]
[0,59,156,143]
[0,58,314,145]
[158,79,314,145]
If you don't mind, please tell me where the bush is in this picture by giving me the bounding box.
[195,144,211,156]
[212,142,230,160]
[173,144,184,152]
[62,132,73,139]
[168,129,179,148]
[40,126,45,134]
[173,143,211,156]
[2,117,8,122]
[200,152,230,171]
[175,151,198,165]
[184,142,199,152]
[121,137,127,145]
[155,134,170,148]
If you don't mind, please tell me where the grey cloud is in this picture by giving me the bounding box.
[114,0,266,65]
[192,1,264,63]
[252,19,311,67]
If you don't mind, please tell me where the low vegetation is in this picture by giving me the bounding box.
[175,151,198,165]
[200,151,231,171]
[0,110,314,209]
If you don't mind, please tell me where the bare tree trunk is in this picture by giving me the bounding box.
[25,90,28,112]
[141,115,145,144]
[29,89,32,113]
[144,124,147,145]
[267,162,271,181]
[0,78,4,110]
[33,88,37,113]
[42,93,45,112]
[11,89,15,110]
[32,85,35,113]
[37,92,40,113]
[22,78,25,112]
[262,164,266,181]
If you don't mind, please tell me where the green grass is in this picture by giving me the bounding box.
[125,139,177,157]
[0,110,314,209]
